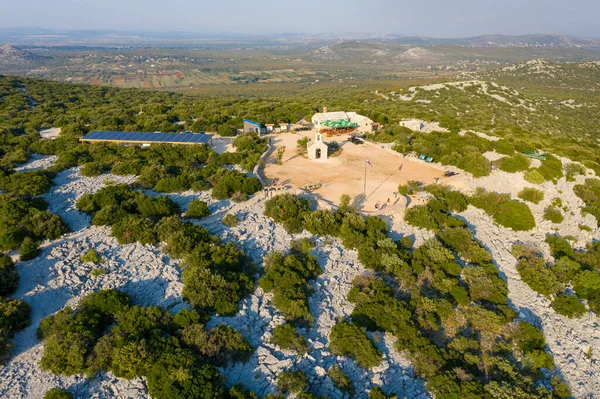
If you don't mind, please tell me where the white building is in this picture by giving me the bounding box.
[311,111,373,133]
[307,133,329,160]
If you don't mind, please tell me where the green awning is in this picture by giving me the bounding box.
[322,119,359,129]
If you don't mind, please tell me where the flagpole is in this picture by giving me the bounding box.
[364,159,367,197]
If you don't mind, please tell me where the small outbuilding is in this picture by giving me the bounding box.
[307,133,329,160]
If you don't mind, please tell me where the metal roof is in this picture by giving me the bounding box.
[243,119,261,127]
[80,131,212,145]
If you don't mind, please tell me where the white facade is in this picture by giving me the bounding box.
[307,133,329,160]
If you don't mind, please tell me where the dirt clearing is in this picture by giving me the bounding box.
[264,132,446,211]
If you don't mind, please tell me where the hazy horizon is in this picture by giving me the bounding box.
[2,0,600,39]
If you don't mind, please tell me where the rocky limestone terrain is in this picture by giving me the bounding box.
[3,152,600,398]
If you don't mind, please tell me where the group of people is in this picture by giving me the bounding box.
[374,197,392,210]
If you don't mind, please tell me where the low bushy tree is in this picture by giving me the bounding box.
[329,322,382,369]
[270,323,308,354]
[186,200,210,219]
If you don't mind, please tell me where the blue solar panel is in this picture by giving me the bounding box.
[80,131,212,145]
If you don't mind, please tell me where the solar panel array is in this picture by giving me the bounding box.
[81,130,212,144]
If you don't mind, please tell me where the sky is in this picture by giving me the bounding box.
[2,0,600,38]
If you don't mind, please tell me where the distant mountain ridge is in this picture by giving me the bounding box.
[0,28,599,48]
[0,44,45,67]
[383,34,600,48]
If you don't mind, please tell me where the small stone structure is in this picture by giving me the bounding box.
[307,133,329,160]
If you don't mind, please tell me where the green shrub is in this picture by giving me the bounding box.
[327,365,354,395]
[512,244,562,298]
[545,235,575,259]
[277,370,308,393]
[565,163,586,182]
[469,189,535,231]
[0,170,53,196]
[181,324,253,365]
[222,213,238,227]
[182,266,253,316]
[524,169,545,184]
[290,238,315,255]
[19,237,41,261]
[551,295,587,318]
[154,175,193,193]
[424,184,468,212]
[264,194,311,234]
[544,207,564,224]
[0,254,19,297]
[297,137,310,155]
[551,375,572,399]
[44,388,73,399]
[211,170,261,200]
[0,194,68,251]
[270,324,308,354]
[0,297,31,354]
[553,257,581,283]
[579,224,593,232]
[186,200,210,219]
[574,178,600,225]
[498,154,531,173]
[329,322,382,369]
[538,155,563,181]
[112,215,157,245]
[80,248,102,264]
[398,181,423,195]
[80,162,104,177]
[38,290,130,375]
[90,268,107,277]
[258,252,322,325]
[145,360,225,399]
[369,386,398,399]
[518,187,544,204]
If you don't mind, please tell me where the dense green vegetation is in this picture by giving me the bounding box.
[264,194,312,234]
[2,75,265,200]
[0,194,68,254]
[0,169,54,196]
[222,213,239,227]
[80,248,102,264]
[258,251,322,326]
[0,254,31,363]
[263,193,568,398]
[565,163,586,182]
[574,178,600,225]
[276,370,309,394]
[498,153,531,173]
[38,289,253,398]
[44,388,73,399]
[3,59,599,397]
[544,206,564,224]
[369,386,399,399]
[512,244,563,298]
[513,235,600,318]
[391,130,497,177]
[469,188,536,231]
[2,58,600,180]
[186,200,210,219]
[77,185,254,315]
[327,365,355,396]
[518,187,544,204]
[270,323,308,354]
[329,322,382,369]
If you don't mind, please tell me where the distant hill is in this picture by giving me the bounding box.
[0,44,45,67]
[395,47,440,61]
[385,34,600,48]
